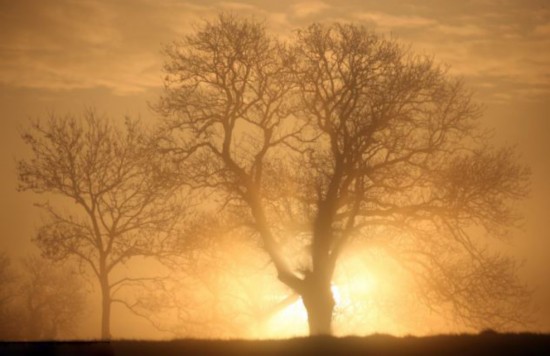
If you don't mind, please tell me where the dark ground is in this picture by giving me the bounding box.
[1,333,550,355]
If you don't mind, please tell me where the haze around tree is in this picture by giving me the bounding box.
[153,14,531,336]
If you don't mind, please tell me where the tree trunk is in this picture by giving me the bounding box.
[99,274,111,339]
[301,272,335,335]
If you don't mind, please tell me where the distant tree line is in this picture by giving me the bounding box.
[0,252,86,340]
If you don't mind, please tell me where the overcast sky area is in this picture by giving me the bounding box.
[1,0,549,335]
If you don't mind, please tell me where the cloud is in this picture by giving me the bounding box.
[292,1,330,18]
[350,5,550,102]
[0,0,206,94]
[534,23,550,37]
[435,24,488,37]
[355,11,437,29]
[218,2,257,11]
[0,0,548,102]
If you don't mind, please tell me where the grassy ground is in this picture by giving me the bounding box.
[1,333,550,355]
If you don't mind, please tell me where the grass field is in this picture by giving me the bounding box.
[2,332,550,355]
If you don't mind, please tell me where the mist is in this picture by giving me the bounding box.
[1,1,549,344]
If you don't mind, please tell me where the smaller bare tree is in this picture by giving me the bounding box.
[18,110,187,339]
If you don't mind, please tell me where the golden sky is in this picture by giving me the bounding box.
[1,0,549,335]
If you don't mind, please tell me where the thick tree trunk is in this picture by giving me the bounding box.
[99,274,111,339]
[245,182,338,335]
[301,273,335,335]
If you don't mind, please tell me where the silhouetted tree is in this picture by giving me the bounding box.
[0,252,20,339]
[0,253,86,340]
[157,15,530,335]
[18,111,187,339]
[0,252,15,308]
[19,255,87,339]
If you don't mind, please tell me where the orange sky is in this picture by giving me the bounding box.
[1,0,549,336]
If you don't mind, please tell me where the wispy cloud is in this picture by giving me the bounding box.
[355,12,436,29]
[435,23,488,37]
[0,0,548,101]
[534,23,550,36]
[292,1,330,19]
[0,0,203,94]
[218,2,258,11]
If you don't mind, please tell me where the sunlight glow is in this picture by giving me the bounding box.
[275,284,344,323]
[265,269,380,338]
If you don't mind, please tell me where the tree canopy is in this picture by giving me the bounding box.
[156,15,530,335]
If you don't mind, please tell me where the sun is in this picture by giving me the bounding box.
[263,276,379,338]
[262,248,390,338]
[275,284,344,323]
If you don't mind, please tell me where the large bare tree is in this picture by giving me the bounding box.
[18,110,186,339]
[157,15,530,335]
